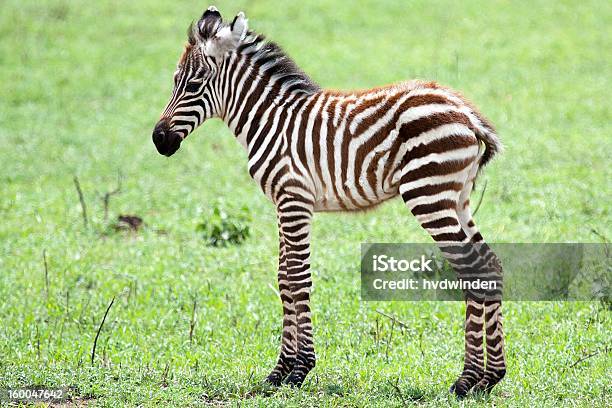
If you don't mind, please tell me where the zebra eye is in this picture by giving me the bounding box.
[185,80,202,93]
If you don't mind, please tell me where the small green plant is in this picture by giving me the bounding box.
[197,204,251,247]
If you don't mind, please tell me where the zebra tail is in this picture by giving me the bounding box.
[474,125,502,169]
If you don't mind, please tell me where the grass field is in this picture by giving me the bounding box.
[0,0,610,406]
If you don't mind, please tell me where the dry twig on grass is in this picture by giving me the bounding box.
[472,179,488,217]
[97,172,123,222]
[42,249,49,301]
[73,175,88,227]
[189,297,198,343]
[91,296,116,366]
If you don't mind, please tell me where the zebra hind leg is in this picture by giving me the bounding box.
[449,245,505,397]
[265,226,298,386]
[400,166,486,398]
[472,299,506,394]
[455,161,506,395]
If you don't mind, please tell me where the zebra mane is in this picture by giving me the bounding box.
[187,16,320,95]
[236,32,321,95]
[187,21,198,46]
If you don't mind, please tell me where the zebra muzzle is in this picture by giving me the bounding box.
[152,120,182,157]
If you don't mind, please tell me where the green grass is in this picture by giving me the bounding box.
[0,0,610,406]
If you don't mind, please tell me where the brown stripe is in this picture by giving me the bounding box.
[235,74,268,138]
[410,199,456,215]
[347,93,408,203]
[402,157,474,184]
[296,95,319,176]
[471,232,483,242]
[421,216,460,230]
[399,111,472,142]
[349,93,393,136]
[227,58,254,124]
[220,56,239,118]
[401,181,463,202]
[408,134,476,161]
[283,97,309,177]
[338,100,363,208]
[270,164,289,202]
[353,93,454,137]
[259,99,296,187]
[311,94,326,190]
[432,229,467,242]
[245,80,284,146]
[357,95,465,195]
[326,98,347,210]
[365,149,388,200]
[383,110,471,183]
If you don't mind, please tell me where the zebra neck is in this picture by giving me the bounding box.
[219,41,319,151]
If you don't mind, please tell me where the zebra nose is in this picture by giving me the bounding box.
[152,120,181,157]
[152,120,169,144]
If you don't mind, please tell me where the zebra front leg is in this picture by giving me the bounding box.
[265,227,298,386]
[277,198,315,387]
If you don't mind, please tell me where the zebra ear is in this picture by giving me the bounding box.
[198,6,223,39]
[203,12,248,58]
[230,12,248,40]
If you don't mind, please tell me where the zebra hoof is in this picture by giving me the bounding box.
[283,371,306,388]
[471,378,495,395]
[449,381,469,399]
[264,372,284,387]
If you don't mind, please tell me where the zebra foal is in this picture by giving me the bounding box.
[152,6,506,397]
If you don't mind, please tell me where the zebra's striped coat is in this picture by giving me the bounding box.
[153,7,506,398]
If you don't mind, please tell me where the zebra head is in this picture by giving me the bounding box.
[153,6,248,156]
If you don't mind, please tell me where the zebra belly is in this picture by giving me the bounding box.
[313,189,399,212]
[311,161,401,212]
[311,128,403,212]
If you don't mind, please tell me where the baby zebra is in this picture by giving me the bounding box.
[152,6,506,398]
